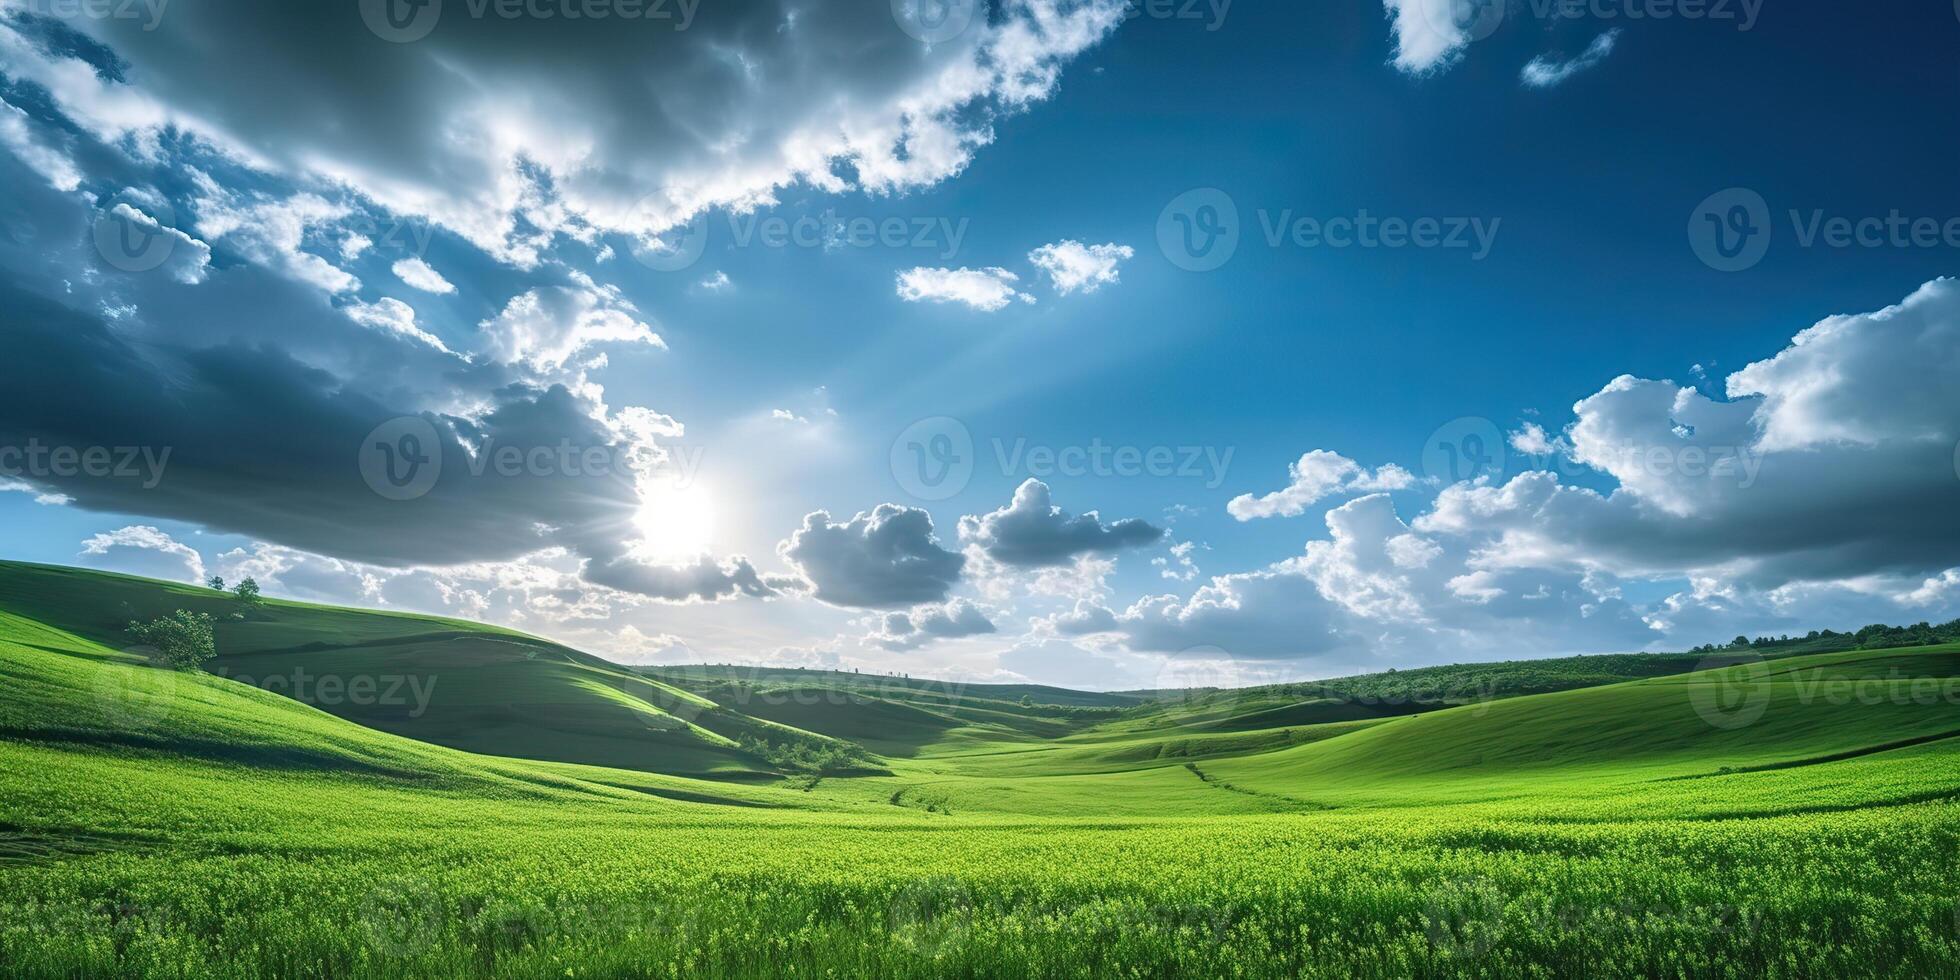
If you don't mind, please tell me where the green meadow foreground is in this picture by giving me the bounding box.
[3,563,1959,977]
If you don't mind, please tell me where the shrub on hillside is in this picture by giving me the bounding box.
[127,610,217,671]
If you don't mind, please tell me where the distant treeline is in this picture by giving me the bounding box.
[1687,620,1960,655]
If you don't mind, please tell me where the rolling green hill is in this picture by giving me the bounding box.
[1200,644,1960,813]
[4,560,1960,976]
[0,561,871,779]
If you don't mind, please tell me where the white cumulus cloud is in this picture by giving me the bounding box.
[1027,240,1133,295]
[1227,450,1416,521]
[392,256,456,295]
[895,266,1033,312]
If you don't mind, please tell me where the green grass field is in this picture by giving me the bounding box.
[4,561,1960,977]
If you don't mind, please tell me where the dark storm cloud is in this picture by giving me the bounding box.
[0,283,641,566]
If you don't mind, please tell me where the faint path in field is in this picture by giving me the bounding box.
[887,786,953,815]
[1183,763,1335,811]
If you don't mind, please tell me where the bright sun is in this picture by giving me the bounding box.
[631,481,716,563]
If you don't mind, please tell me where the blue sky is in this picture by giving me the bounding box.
[3,0,1959,687]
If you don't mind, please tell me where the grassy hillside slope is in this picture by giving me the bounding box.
[1203,644,1960,812]
[0,561,868,779]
